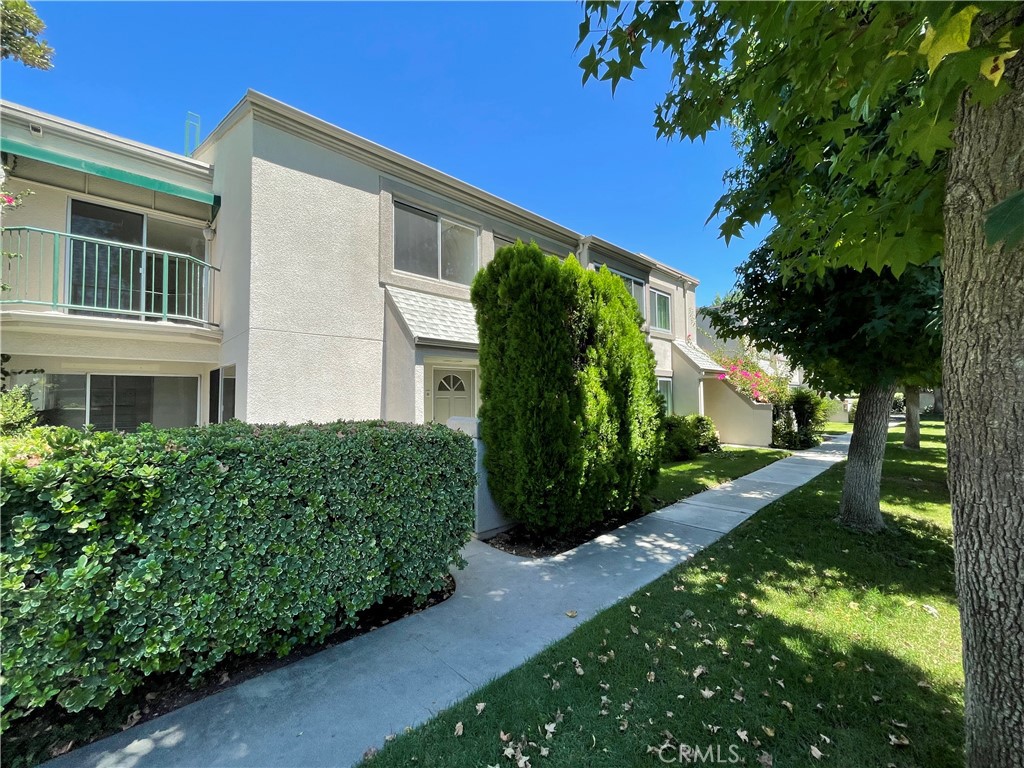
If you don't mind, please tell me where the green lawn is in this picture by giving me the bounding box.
[823,421,855,435]
[365,422,960,768]
[650,446,790,509]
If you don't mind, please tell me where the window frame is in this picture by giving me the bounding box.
[393,200,480,286]
[649,288,672,332]
[65,197,210,323]
[657,377,674,415]
[595,263,647,318]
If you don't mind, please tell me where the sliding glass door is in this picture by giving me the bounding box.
[87,375,199,431]
[67,200,209,322]
[69,200,145,319]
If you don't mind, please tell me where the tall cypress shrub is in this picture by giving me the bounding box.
[471,241,662,535]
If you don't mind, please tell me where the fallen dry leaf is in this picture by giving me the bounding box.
[757,751,774,767]
[693,665,707,679]
[888,733,911,748]
[50,741,75,758]
[922,604,939,618]
[733,688,745,702]
[544,722,557,739]
[781,701,794,713]
[476,703,486,716]
[454,722,464,737]
[737,729,749,743]
[701,688,716,699]
[630,625,639,635]
[500,730,511,742]
[811,745,825,759]
[565,610,578,619]
[820,734,832,745]
[762,726,775,738]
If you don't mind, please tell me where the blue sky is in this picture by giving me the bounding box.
[3,1,769,302]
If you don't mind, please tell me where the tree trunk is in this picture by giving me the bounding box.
[903,385,921,450]
[837,380,896,532]
[944,26,1024,767]
[932,386,944,417]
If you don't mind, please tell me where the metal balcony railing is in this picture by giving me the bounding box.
[0,226,218,326]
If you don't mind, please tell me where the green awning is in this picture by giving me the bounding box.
[1,137,217,207]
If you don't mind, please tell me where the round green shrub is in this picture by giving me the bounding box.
[472,241,662,535]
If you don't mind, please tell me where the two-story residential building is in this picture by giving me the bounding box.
[1,92,769,444]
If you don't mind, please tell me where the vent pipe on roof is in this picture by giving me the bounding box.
[184,112,201,156]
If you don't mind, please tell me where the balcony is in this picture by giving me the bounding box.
[1,226,218,326]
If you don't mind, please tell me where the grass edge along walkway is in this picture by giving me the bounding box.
[364,422,959,768]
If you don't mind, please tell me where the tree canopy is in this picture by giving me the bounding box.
[0,0,53,70]
[578,3,1023,763]
[578,2,1023,271]
[704,247,942,396]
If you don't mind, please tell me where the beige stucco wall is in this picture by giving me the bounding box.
[673,365,702,416]
[382,297,417,422]
[2,180,75,313]
[703,379,774,447]
[650,337,673,377]
[242,120,385,423]
[196,113,254,420]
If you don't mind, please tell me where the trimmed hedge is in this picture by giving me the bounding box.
[662,414,721,462]
[0,420,475,730]
[471,241,662,535]
[790,388,831,448]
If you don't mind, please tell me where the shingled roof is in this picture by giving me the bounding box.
[387,286,478,347]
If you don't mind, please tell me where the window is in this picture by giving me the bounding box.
[209,365,237,423]
[595,263,647,318]
[658,378,674,414]
[12,373,198,431]
[68,200,207,322]
[88,375,199,431]
[650,289,671,332]
[394,202,478,285]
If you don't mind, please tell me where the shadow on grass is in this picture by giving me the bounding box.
[370,511,962,768]
[368,447,961,768]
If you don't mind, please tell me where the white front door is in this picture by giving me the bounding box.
[432,369,474,423]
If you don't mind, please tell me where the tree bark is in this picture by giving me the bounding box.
[837,380,896,532]
[932,385,944,417]
[903,385,921,450]
[944,25,1024,767]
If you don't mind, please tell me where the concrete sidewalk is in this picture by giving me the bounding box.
[47,435,851,768]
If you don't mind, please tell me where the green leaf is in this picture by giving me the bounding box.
[919,6,980,74]
[901,117,956,165]
[984,189,1024,249]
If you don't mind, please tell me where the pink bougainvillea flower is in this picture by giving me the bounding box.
[753,390,761,399]
[1,195,13,205]
[718,373,727,380]
[730,365,738,372]
[741,370,751,378]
